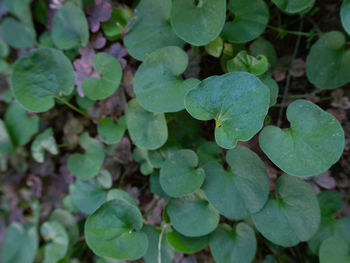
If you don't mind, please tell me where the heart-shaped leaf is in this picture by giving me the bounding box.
[185,72,270,149]
[160,149,205,197]
[227,50,268,76]
[125,99,168,150]
[52,2,89,49]
[166,227,209,253]
[85,199,148,260]
[134,46,200,113]
[259,100,344,177]
[222,0,269,43]
[40,220,69,263]
[170,0,226,46]
[341,0,350,35]
[68,132,105,180]
[319,236,350,263]
[252,174,320,247]
[31,128,58,163]
[306,31,350,90]
[97,116,126,145]
[124,0,184,61]
[0,17,35,49]
[82,53,122,100]
[272,0,315,14]
[11,48,75,112]
[202,146,269,220]
[167,191,220,237]
[210,223,257,263]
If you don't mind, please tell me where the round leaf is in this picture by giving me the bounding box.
[306,31,350,90]
[82,53,122,100]
[222,0,269,43]
[259,100,344,177]
[11,48,75,112]
[252,174,320,247]
[0,17,35,49]
[68,132,105,180]
[167,191,219,237]
[319,236,350,263]
[341,0,350,35]
[134,46,200,113]
[272,0,315,14]
[170,0,226,46]
[210,223,257,263]
[202,146,269,220]
[185,72,270,149]
[97,116,126,144]
[50,209,79,246]
[85,199,148,260]
[160,149,205,197]
[166,228,209,253]
[124,0,184,61]
[52,2,89,49]
[125,99,168,150]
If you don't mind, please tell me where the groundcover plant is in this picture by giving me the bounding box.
[0,0,350,262]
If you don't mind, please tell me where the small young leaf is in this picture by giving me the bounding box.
[166,228,209,253]
[160,149,205,197]
[167,191,219,237]
[205,36,224,58]
[249,38,277,68]
[82,53,122,100]
[31,128,58,163]
[170,0,226,46]
[96,170,113,189]
[210,223,257,263]
[85,199,148,260]
[252,174,320,247]
[0,120,12,154]
[50,209,79,246]
[133,147,154,175]
[11,48,75,112]
[97,116,126,144]
[227,50,269,76]
[125,99,168,150]
[319,236,350,263]
[185,72,270,149]
[341,0,350,35]
[68,132,105,180]
[272,0,315,14]
[259,100,345,177]
[134,46,200,113]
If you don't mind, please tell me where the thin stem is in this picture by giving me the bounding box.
[144,198,161,218]
[158,224,170,263]
[118,165,132,188]
[267,24,314,37]
[55,96,91,118]
[278,89,323,99]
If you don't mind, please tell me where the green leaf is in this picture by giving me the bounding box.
[341,0,350,35]
[97,116,126,145]
[263,255,278,263]
[210,223,257,263]
[222,0,269,43]
[0,120,12,154]
[85,199,148,260]
[51,2,89,49]
[68,132,105,180]
[142,225,174,263]
[0,40,9,58]
[4,103,39,147]
[0,17,35,49]
[160,149,205,197]
[82,53,122,100]
[134,46,200,113]
[252,174,320,247]
[96,170,113,189]
[196,141,222,166]
[319,236,350,263]
[107,189,138,207]
[11,48,75,112]
[150,171,170,198]
[133,147,154,175]
[249,38,277,68]
[260,73,279,107]
[170,0,226,46]
[125,99,168,150]
[148,143,181,168]
[202,146,269,220]
[50,209,79,246]
[124,0,184,61]
[306,31,350,90]
[205,36,224,58]
[227,50,269,76]
[259,100,344,177]
[166,228,209,253]
[1,223,38,263]
[185,72,270,149]
[40,220,69,263]
[167,191,220,237]
[31,128,58,163]
[70,179,107,214]
[101,7,131,40]
[272,0,315,14]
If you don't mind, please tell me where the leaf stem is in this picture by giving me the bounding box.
[267,24,314,37]
[158,223,170,263]
[144,198,161,218]
[55,96,91,119]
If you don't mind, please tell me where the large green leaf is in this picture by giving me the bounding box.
[40,220,69,263]
[31,128,58,163]
[51,2,89,49]
[252,174,320,247]
[97,116,126,145]
[0,17,35,49]
[170,0,226,46]
[134,46,200,113]
[160,149,205,197]
[125,99,168,150]
[166,228,209,253]
[82,53,122,100]
[11,48,75,112]
[259,100,344,177]
[68,132,105,180]
[341,0,350,35]
[306,31,350,90]
[85,199,148,260]
[222,0,269,43]
[123,0,184,61]
[1,223,38,263]
[272,0,315,14]
[210,223,256,263]
[319,236,350,263]
[185,72,269,149]
[167,191,219,237]
[202,146,269,220]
